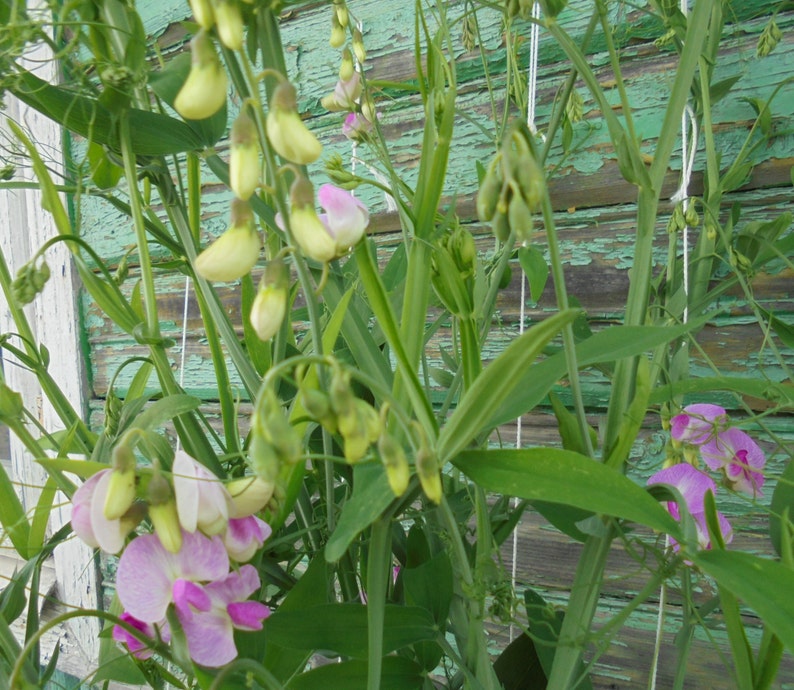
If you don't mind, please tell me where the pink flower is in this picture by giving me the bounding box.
[701,427,766,497]
[670,404,729,446]
[321,73,362,112]
[342,111,375,141]
[173,451,231,535]
[112,612,169,660]
[223,515,271,562]
[317,183,369,251]
[178,565,270,667]
[648,463,733,551]
[116,530,229,624]
[71,469,134,554]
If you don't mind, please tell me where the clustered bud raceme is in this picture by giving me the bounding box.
[70,449,274,667]
[195,198,261,282]
[648,404,767,553]
[477,124,546,245]
[11,256,50,305]
[174,30,228,121]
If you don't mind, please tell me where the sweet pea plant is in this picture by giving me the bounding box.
[1,0,794,688]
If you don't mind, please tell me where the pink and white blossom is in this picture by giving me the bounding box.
[173,451,232,535]
[71,469,134,554]
[648,463,733,551]
[670,403,729,446]
[317,183,369,251]
[116,530,229,624]
[223,515,271,562]
[178,565,270,667]
[112,612,168,660]
[701,426,766,497]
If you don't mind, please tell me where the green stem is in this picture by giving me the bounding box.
[366,518,391,690]
[547,524,615,690]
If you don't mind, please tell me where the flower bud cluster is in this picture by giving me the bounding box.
[431,226,477,318]
[757,18,783,58]
[70,447,273,666]
[11,257,50,305]
[648,404,767,553]
[504,0,537,20]
[477,125,546,245]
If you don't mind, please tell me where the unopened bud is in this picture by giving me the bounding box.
[250,258,288,341]
[175,30,228,120]
[211,0,244,50]
[339,48,355,82]
[147,473,182,553]
[266,81,323,164]
[334,0,349,28]
[757,19,782,58]
[416,448,442,504]
[189,0,214,28]
[565,89,584,123]
[508,189,534,245]
[378,433,409,497]
[288,177,337,262]
[330,11,346,48]
[491,211,510,243]
[195,199,261,282]
[352,28,366,64]
[104,445,137,520]
[477,155,503,223]
[230,109,260,200]
[226,476,275,516]
[684,203,700,228]
[300,387,337,432]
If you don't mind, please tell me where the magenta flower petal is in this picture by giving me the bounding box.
[177,565,267,667]
[113,612,157,659]
[181,608,238,667]
[670,403,728,446]
[173,578,211,620]
[227,600,270,630]
[223,516,271,562]
[702,427,765,496]
[117,530,228,623]
[692,511,733,550]
[648,463,716,515]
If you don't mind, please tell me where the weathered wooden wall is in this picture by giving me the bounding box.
[69,0,794,686]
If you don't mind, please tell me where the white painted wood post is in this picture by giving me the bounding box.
[0,9,102,672]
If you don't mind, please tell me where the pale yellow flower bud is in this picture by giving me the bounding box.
[250,258,288,341]
[189,0,215,29]
[226,476,275,517]
[339,48,355,82]
[195,199,261,281]
[416,447,442,504]
[353,28,366,64]
[147,473,182,553]
[211,0,244,50]
[329,12,346,48]
[288,177,336,263]
[334,0,349,28]
[175,30,228,120]
[379,433,409,497]
[266,82,322,164]
[230,109,260,200]
[104,445,137,520]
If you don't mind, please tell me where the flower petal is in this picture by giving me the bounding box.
[180,608,238,667]
[648,463,716,515]
[227,600,270,630]
[117,534,179,622]
[670,403,728,445]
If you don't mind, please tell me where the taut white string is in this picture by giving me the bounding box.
[511,1,542,644]
[650,2,694,687]
[175,276,190,454]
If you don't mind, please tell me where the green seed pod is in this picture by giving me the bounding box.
[491,211,510,244]
[508,188,534,245]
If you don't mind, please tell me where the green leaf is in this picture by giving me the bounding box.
[325,463,393,563]
[741,96,772,136]
[9,70,203,155]
[0,459,31,558]
[721,161,753,193]
[490,316,712,429]
[710,75,742,105]
[452,448,681,537]
[518,245,549,303]
[403,551,453,626]
[759,307,794,351]
[438,309,579,462]
[286,656,424,690]
[87,141,123,189]
[130,394,202,434]
[265,604,437,659]
[770,459,794,558]
[264,554,332,682]
[693,551,794,655]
